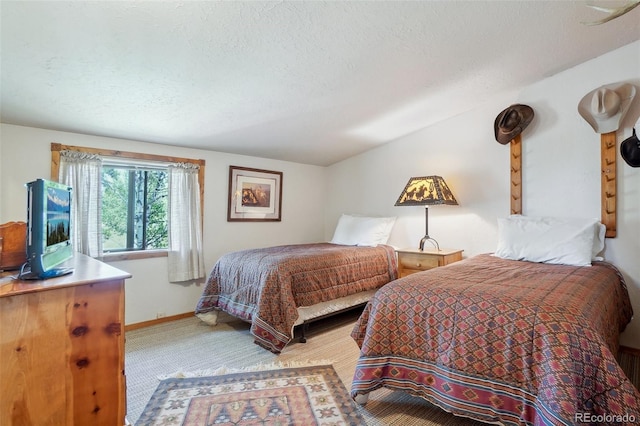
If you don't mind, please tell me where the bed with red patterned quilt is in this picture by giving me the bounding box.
[195,243,397,353]
[351,254,640,425]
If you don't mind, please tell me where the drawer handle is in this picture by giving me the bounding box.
[416,263,421,267]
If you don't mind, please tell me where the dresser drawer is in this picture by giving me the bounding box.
[396,248,464,278]
[398,252,439,271]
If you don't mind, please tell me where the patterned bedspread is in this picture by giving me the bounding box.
[351,254,639,425]
[195,243,397,353]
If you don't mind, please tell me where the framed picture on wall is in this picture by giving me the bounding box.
[227,166,283,221]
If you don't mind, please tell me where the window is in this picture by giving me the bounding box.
[51,143,205,261]
[102,163,168,252]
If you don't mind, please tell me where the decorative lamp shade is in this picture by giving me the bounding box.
[395,175,458,251]
[395,176,458,207]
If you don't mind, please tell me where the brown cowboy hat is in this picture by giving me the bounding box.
[578,83,636,134]
[621,124,640,168]
[494,104,534,145]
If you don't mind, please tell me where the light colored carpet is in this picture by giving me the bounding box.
[125,310,488,425]
[125,309,639,425]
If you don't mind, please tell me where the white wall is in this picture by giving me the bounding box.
[0,124,327,325]
[325,41,640,349]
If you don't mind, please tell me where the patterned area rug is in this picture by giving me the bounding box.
[136,364,365,425]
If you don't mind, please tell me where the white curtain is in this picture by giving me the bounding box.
[58,150,103,258]
[167,163,205,282]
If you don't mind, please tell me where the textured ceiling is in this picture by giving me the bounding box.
[1,1,639,166]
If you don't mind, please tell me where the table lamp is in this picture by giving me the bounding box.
[395,175,458,251]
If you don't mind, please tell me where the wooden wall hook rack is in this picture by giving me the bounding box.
[510,134,523,215]
[600,131,617,238]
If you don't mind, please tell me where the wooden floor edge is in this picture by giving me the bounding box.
[125,311,195,331]
[620,345,640,357]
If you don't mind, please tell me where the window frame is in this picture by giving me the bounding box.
[51,143,205,262]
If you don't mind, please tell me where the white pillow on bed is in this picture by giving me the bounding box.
[330,214,396,246]
[494,215,605,267]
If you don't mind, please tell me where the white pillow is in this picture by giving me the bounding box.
[591,222,606,260]
[330,214,396,246]
[519,216,605,260]
[494,215,604,267]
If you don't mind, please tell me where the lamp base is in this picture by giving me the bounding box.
[419,235,440,251]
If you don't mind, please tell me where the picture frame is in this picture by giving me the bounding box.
[227,166,283,222]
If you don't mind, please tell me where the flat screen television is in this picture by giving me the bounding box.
[22,179,74,280]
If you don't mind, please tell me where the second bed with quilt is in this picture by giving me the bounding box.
[195,242,397,353]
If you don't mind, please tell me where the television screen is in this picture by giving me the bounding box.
[46,185,71,249]
[23,179,74,280]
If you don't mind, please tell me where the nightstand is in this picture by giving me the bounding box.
[396,248,463,278]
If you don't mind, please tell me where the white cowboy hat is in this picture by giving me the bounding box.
[578,83,636,134]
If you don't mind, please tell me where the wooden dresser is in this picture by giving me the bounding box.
[1,254,131,426]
